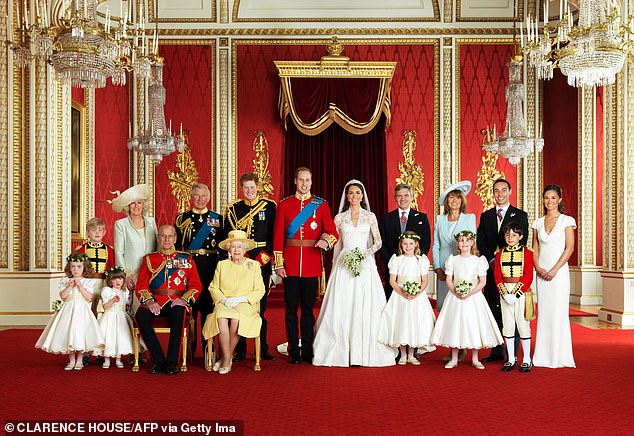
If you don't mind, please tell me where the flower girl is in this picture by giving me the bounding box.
[430,231,502,369]
[93,266,135,368]
[35,252,104,370]
[378,231,436,365]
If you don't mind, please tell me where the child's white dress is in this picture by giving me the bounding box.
[35,278,104,354]
[378,254,436,347]
[93,287,134,358]
[431,255,502,349]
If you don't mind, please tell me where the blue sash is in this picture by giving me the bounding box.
[188,212,220,250]
[149,254,191,289]
[286,198,323,239]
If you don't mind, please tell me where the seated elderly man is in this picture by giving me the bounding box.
[202,230,265,375]
[135,224,202,375]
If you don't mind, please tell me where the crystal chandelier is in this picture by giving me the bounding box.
[127,57,185,165]
[6,0,153,88]
[483,57,544,166]
[523,0,634,88]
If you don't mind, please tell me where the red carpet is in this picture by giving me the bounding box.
[2,308,633,435]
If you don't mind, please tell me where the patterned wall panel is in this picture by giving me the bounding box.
[154,43,214,227]
[543,70,579,264]
[94,80,131,246]
[0,0,8,269]
[458,42,517,218]
[235,41,437,220]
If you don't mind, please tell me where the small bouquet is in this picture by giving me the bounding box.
[341,247,366,277]
[51,299,63,312]
[455,280,473,298]
[401,281,420,296]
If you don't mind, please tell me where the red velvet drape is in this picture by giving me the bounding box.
[283,117,388,218]
[290,77,381,123]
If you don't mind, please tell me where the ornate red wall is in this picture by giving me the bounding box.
[153,43,214,227]
[459,43,518,220]
[93,79,131,246]
[235,41,436,219]
[543,70,579,264]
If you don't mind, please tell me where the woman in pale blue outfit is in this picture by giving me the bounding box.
[432,181,476,311]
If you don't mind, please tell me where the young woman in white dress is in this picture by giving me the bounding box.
[93,267,135,369]
[35,253,104,370]
[378,231,436,365]
[313,180,396,367]
[531,184,576,368]
[431,231,502,369]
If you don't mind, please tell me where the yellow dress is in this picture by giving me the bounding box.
[202,258,265,339]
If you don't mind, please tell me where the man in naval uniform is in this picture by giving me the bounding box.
[174,183,224,357]
[225,173,277,361]
[135,224,202,375]
[273,167,338,364]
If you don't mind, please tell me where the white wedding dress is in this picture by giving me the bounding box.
[532,214,576,368]
[313,208,397,367]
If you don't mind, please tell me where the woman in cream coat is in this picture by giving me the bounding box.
[432,181,476,311]
[112,184,158,291]
[203,230,265,375]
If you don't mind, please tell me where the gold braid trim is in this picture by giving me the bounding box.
[273,251,284,270]
[325,234,337,250]
[181,289,197,304]
[139,290,154,304]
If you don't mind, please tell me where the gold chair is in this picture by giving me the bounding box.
[132,315,194,372]
[205,335,261,372]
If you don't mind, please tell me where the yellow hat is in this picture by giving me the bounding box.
[111,184,151,213]
[219,230,256,251]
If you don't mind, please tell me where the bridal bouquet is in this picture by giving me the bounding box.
[51,299,63,312]
[455,280,473,297]
[401,281,420,296]
[341,247,366,277]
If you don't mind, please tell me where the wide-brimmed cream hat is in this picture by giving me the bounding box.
[111,184,151,213]
[438,180,472,206]
[219,230,256,251]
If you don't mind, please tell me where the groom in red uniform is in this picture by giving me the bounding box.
[273,167,338,364]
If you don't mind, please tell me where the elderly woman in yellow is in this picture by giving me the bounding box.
[202,230,265,375]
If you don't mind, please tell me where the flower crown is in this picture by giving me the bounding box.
[66,252,89,263]
[454,230,476,241]
[104,265,126,278]
[399,233,421,242]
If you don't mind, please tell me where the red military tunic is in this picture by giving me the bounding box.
[75,241,115,278]
[136,248,202,308]
[273,193,338,277]
[494,244,534,297]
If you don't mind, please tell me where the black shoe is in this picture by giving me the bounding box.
[150,362,166,374]
[82,355,90,367]
[519,362,533,373]
[289,356,301,364]
[233,352,246,362]
[261,352,277,361]
[96,356,105,365]
[482,354,504,363]
[502,361,517,372]
[165,364,179,375]
[301,355,313,364]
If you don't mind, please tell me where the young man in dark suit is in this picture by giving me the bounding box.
[379,183,431,300]
[476,178,529,362]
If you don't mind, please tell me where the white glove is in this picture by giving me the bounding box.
[220,298,229,306]
[223,297,237,308]
[503,294,518,305]
[234,296,248,305]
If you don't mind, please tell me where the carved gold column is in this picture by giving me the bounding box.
[440,37,455,208]
[570,86,603,305]
[218,39,231,210]
[521,63,540,225]
[0,0,10,269]
[599,59,634,326]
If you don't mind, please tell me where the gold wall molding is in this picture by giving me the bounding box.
[13,63,29,271]
[220,0,228,23]
[444,0,453,22]
[168,140,200,214]
[522,64,540,223]
[0,0,9,269]
[578,87,597,266]
[456,0,524,22]
[440,40,454,204]
[33,58,48,269]
[251,130,274,199]
[396,130,425,210]
[220,45,231,211]
[475,128,505,212]
[603,84,617,270]
[154,27,514,37]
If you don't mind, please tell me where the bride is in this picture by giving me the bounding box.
[313,180,396,367]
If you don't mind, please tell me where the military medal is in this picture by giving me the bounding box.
[258,211,266,221]
[310,221,318,230]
